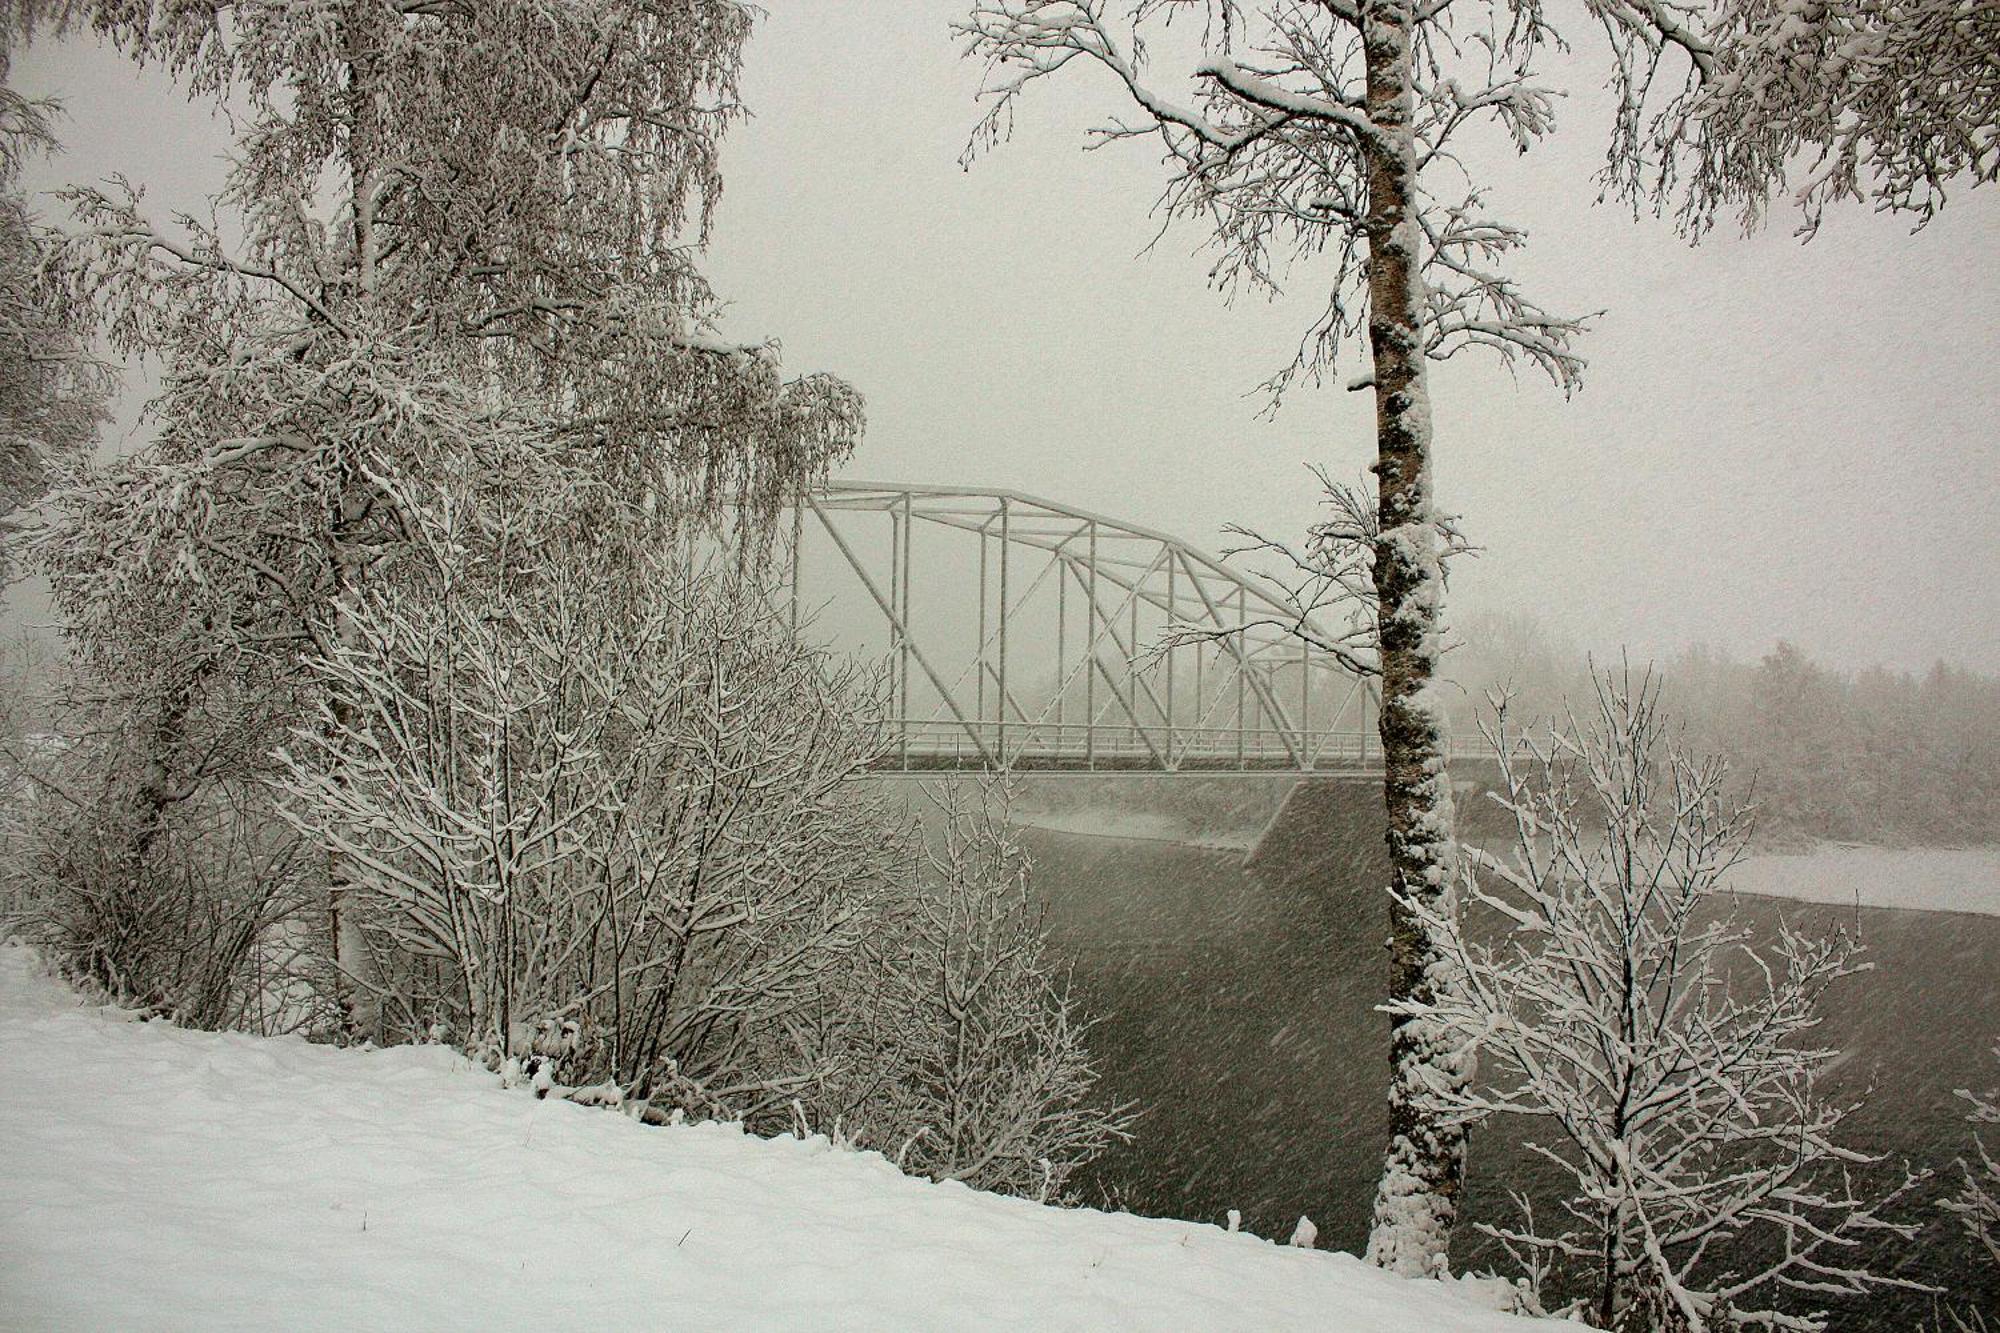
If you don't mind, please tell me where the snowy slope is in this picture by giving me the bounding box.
[0,945,1543,1331]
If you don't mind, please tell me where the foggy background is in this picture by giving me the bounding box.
[13,0,1999,673]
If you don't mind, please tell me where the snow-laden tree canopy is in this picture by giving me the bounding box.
[53,0,860,515]
[1671,0,1998,234]
[33,0,863,710]
[0,19,106,580]
[962,0,1606,400]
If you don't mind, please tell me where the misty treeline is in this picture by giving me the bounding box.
[0,0,1127,1202]
[1443,615,2000,849]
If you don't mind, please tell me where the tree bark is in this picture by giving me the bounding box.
[328,0,391,1041]
[1358,0,1472,1278]
[117,662,207,877]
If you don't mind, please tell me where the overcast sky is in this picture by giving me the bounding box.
[15,1,2000,673]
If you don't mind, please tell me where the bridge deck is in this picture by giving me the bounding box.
[866,754,1389,775]
[862,723,1499,776]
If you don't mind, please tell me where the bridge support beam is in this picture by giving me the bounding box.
[1246,765,1510,876]
[774,482,1486,776]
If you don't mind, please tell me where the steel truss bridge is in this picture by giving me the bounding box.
[776,480,1476,777]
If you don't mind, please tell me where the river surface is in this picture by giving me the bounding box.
[1021,797,2000,1328]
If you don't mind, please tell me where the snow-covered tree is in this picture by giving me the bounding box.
[271,448,894,1106]
[32,0,861,1024]
[16,735,320,1031]
[1653,0,1999,235]
[0,17,106,582]
[955,0,1992,1273]
[805,782,1134,1201]
[957,0,1617,1273]
[1393,669,1927,1330]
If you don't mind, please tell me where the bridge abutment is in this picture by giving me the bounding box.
[1246,768,1511,879]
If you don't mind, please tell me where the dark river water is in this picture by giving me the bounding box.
[1022,785,2000,1329]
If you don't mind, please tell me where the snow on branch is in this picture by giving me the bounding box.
[1155,465,1474,678]
[1683,0,1995,235]
[43,1,862,543]
[0,80,109,583]
[1390,667,1934,1330]
[1946,1044,2000,1276]
[1417,195,1595,394]
[959,0,1592,402]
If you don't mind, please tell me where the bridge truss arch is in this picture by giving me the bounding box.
[781,481,1384,775]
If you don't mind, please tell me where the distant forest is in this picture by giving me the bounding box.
[1443,616,2000,849]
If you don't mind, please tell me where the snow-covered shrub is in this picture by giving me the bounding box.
[274,454,892,1099]
[7,480,328,1030]
[272,452,1126,1197]
[9,727,324,1031]
[1394,668,1927,1331]
[800,784,1132,1201]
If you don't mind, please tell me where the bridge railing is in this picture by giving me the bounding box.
[866,718,1499,774]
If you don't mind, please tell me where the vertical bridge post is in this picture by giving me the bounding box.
[774,482,1441,776]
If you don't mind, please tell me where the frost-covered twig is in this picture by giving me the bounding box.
[1389,667,1932,1329]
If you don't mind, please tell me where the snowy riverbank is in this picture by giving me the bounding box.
[1724,844,2000,918]
[0,945,1541,1331]
[1014,807,1260,853]
[1021,802,2000,922]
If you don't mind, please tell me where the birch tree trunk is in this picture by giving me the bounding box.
[328,0,389,1040]
[1357,0,1471,1277]
[114,655,212,878]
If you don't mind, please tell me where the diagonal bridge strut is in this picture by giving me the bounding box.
[774,481,1427,777]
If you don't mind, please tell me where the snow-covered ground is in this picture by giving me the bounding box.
[0,945,1541,1331]
[1725,844,2000,918]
